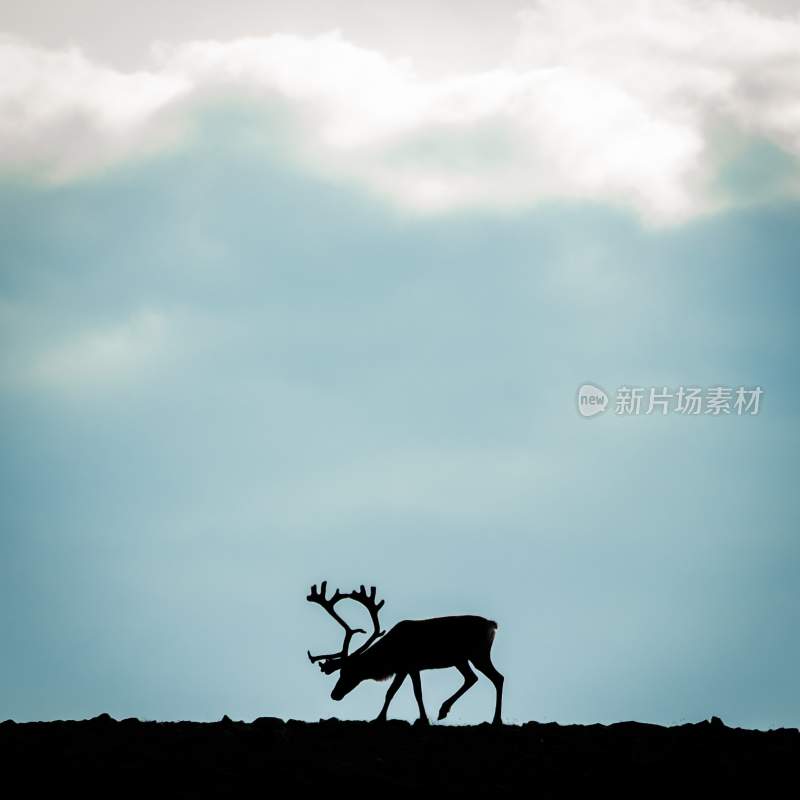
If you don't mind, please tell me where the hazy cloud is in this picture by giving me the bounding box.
[13,308,173,392]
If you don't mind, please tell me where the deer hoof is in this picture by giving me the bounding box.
[413,717,430,727]
[437,705,449,721]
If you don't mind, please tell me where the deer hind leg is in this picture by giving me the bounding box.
[470,652,504,726]
[410,671,429,725]
[375,672,406,722]
[438,661,478,721]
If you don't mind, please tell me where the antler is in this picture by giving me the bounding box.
[306,581,365,672]
[344,584,385,657]
[306,581,385,673]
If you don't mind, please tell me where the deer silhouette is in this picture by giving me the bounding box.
[306,582,503,725]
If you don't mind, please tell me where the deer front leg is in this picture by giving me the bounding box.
[375,672,406,722]
[410,671,429,725]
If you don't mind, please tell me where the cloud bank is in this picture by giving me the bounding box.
[1,0,800,223]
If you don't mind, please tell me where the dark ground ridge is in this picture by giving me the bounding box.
[2,714,797,796]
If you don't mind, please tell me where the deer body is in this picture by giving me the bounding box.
[307,584,504,725]
[350,616,497,675]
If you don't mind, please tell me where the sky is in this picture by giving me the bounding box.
[0,1,798,729]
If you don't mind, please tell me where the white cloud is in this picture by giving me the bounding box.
[0,35,189,179]
[1,0,799,223]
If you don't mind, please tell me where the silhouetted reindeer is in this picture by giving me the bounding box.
[306,582,503,725]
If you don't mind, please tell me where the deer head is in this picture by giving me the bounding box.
[306,581,385,700]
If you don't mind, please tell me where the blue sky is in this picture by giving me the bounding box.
[1,1,799,728]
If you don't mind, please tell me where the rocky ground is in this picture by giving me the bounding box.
[1,714,797,796]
